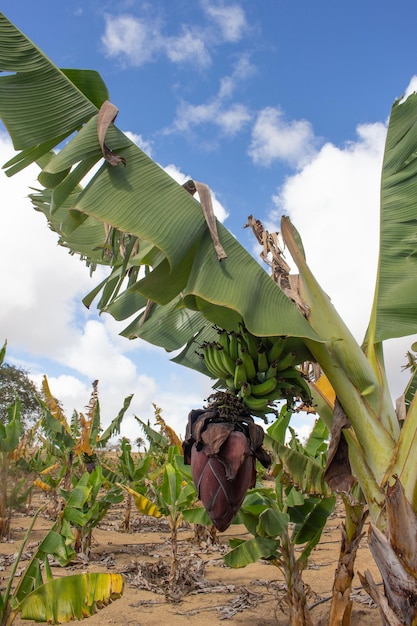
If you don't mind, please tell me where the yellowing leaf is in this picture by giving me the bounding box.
[312,374,336,409]
[33,478,52,492]
[19,573,123,623]
[40,462,60,475]
[117,483,162,518]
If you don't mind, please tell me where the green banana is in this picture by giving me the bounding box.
[277,367,311,396]
[257,347,269,373]
[204,344,229,379]
[213,343,234,379]
[265,359,278,380]
[234,358,248,389]
[288,373,312,401]
[268,337,287,363]
[216,345,236,377]
[225,376,235,389]
[238,346,257,381]
[228,332,239,361]
[251,376,278,398]
[273,380,297,395]
[239,325,260,361]
[216,329,230,352]
[276,351,298,371]
[243,395,270,414]
[238,381,252,398]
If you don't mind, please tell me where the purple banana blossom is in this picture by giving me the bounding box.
[183,395,271,532]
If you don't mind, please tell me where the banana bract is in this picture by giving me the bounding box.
[183,393,271,531]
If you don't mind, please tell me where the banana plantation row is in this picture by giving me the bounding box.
[0,339,337,626]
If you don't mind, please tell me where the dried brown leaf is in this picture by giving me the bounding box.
[183,180,227,261]
[324,399,356,493]
[97,100,126,167]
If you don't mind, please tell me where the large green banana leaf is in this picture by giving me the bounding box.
[18,573,123,623]
[0,12,320,375]
[367,93,417,343]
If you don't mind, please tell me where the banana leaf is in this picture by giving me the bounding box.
[266,438,332,496]
[0,399,23,452]
[98,394,133,446]
[223,536,279,568]
[0,340,6,365]
[367,93,417,344]
[18,573,123,623]
[0,11,320,371]
[118,484,162,518]
[291,495,336,561]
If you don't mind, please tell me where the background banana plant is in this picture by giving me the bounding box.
[224,408,335,626]
[2,12,417,624]
[119,446,199,595]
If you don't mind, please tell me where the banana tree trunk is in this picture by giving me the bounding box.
[328,499,368,626]
[359,479,417,626]
[122,491,132,532]
[280,529,313,626]
[168,517,180,597]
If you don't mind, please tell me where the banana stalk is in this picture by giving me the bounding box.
[281,217,399,526]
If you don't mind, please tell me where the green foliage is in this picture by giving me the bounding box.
[0,359,35,537]
[59,466,123,554]
[0,508,123,625]
[0,361,41,428]
[223,409,335,621]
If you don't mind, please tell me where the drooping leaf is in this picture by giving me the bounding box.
[291,495,336,560]
[0,339,6,365]
[118,484,162,518]
[182,507,211,525]
[98,394,133,446]
[256,507,290,538]
[266,436,331,496]
[0,12,320,375]
[1,399,23,451]
[18,573,123,623]
[224,536,279,568]
[0,15,98,165]
[160,463,181,508]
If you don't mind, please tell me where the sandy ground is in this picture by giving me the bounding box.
[1,499,382,626]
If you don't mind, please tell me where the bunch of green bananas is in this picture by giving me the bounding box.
[199,326,312,416]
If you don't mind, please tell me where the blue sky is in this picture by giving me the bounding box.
[1,1,417,440]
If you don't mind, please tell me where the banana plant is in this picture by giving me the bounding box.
[119,446,200,595]
[225,409,335,626]
[37,376,132,498]
[0,507,123,626]
[59,465,124,555]
[2,12,417,624]
[103,436,152,531]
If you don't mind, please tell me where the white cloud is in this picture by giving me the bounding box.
[401,74,417,101]
[101,13,211,69]
[170,55,254,136]
[123,130,153,157]
[270,122,386,340]
[267,119,413,400]
[0,133,93,357]
[249,106,317,168]
[174,99,251,136]
[164,27,211,68]
[102,14,159,67]
[202,1,248,42]
[101,4,250,69]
